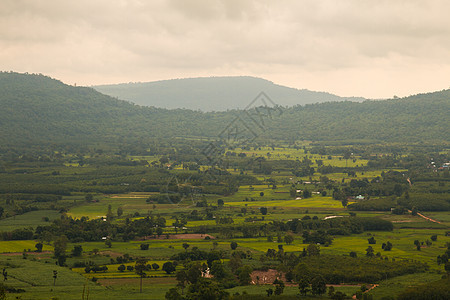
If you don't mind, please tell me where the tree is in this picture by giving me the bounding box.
[105,240,112,248]
[162,261,176,274]
[160,156,169,164]
[53,235,68,266]
[140,244,149,250]
[341,198,349,208]
[206,251,221,268]
[445,261,450,274]
[431,235,438,242]
[328,286,335,298]
[307,244,320,256]
[117,206,124,217]
[273,278,285,295]
[175,270,188,294]
[368,237,376,244]
[228,254,243,273]
[165,287,183,300]
[260,192,264,197]
[156,227,163,237]
[52,270,57,286]
[152,263,160,271]
[298,277,310,296]
[290,187,297,198]
[217,199,224,207]
[311,275,327,296]
[2,268,7,281]
[118,264,126,272]
[72,245,83,257]
[186,263,202,284]
[173,218,187,234]
[230,241,238,250]
[343,150,351,167]
[210,261,226,280]
[260,207,268,215]
[135,258,148,293]
[182,243,190,252]
[237,265,253,285]
[53,235,68,257]
[106,204,114,221]
[350,251,357,258]
[285,270,294,282]
[184,278,229,299]
[35,242,43,252]
[383,241,393,251]
[284,234,294,245]
[302,189,311,199]
[366,246,374,257]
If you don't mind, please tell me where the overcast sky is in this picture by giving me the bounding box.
[1,0,450,98]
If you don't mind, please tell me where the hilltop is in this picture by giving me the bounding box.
[93,76,366,111]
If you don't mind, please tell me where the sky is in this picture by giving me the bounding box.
[1,0,450,99]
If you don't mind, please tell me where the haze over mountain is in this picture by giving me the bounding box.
[1,72,448,150]
[94,76,366,111]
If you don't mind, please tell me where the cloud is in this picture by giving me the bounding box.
[1,0,449,98]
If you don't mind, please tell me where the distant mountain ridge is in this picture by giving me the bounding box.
[0,72,448,150]
[93,76,366,111]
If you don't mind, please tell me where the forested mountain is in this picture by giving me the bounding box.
[93,76,366,111]
[0,72,449,150]
[0,72,205,148]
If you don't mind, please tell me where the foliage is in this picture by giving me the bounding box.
[397,277,450,300]
[293,255,428,284]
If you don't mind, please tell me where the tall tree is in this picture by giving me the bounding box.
[135,258,148,293]
[311,275,327,296]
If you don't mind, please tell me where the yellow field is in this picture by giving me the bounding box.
[225,196,346,209]
[0,240,53,253]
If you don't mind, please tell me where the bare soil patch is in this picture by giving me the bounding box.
[251,269,286,285]
[98,277,176,286]
[141,234,215,240]
[98,251,124,258]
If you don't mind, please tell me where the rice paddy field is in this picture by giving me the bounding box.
[0,145,448,299]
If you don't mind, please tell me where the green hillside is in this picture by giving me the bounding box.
[0,72,205,147]
[0,72,449,149]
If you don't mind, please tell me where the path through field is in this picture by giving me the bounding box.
[352,284,379,299]
[407,210,442,224]
[416,212,442,224]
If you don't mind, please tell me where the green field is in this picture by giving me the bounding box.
[0,210,60,231]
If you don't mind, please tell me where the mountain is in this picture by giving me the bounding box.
[0,72,448,151]
[93,76,366,111]
[0,72,182,147]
